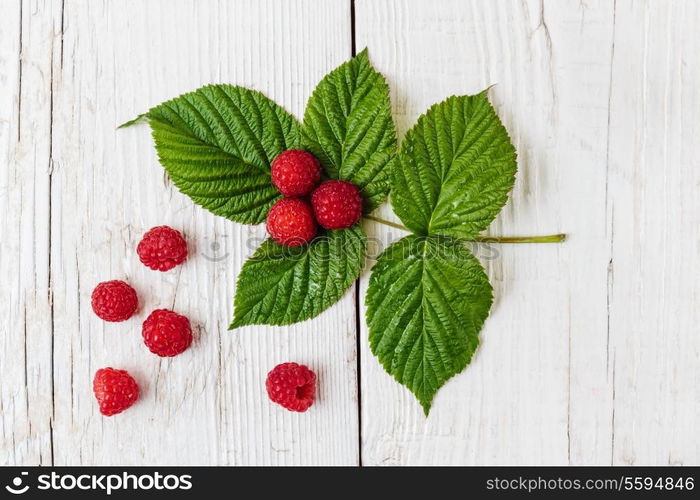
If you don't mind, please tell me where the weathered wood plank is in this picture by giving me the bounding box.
[0,0,62,466]
[607,0,700,465]
[47,0,356,465]
[356,0,616,465]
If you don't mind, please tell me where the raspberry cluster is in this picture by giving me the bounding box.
[267,149,363,246]
[89,222,317,416]
[90,225,192,416]
[89,151,344,416]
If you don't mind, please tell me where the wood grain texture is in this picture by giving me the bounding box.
[607,0,700,465]
[356,0,699,465]
[0,0,61,465]
[1,0,699,466]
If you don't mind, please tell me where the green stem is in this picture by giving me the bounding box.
[473,234,566,243]
[364,214,409,231]
[363,214,566,244]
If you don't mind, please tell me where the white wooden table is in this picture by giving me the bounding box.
[1,0,699,466]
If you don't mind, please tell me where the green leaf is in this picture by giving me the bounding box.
[134,85,301,224]
[366,235,493,414]
[302,49,397,211]
[391,91,517,239]
[231,226,366,328]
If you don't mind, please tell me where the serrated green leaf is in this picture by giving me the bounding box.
[231,226,367,328]
[135,85,301,224]
[366,235,493,414]
[391,91,517,239]
[302,49,397,211]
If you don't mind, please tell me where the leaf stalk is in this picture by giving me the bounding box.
[364,215,566,243]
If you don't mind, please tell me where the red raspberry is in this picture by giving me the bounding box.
[311,180,363,230]
[271,149,321,197]
[137,226,188,271]
[93,367,139,416]
[266,198,317,246]
[91,280,138,322]
[265,362,316,412]
[142,309,193,357]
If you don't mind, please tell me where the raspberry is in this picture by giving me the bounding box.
[271,149,321,197]
[266,198,317,246]
[311,180,363,230]
[137,226,188,271]
[91,280,138,322]
[265,362,316,412]
[93,367,139,416]
[142,309,193,357]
